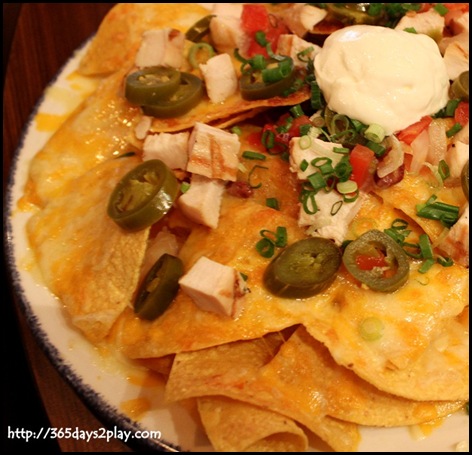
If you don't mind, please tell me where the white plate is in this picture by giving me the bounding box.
[4,39,469,453]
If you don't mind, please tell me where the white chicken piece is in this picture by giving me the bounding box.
[211,3,243,18]
[199,53,238,103]
[134,116,152,140]
[178,174,225,229]
[394,9,445,37]
[443,34,469,81]
[438,204,469,268]
[139,228,179,281]
[187,122,241,181]
[143,131,189,170]
[276,34,321,68]
[135,28,185,68]
[289,135,345,180]
[209,14,245,55]
[300,191,365,246]
[179,256,248,318]
[449,11,469,35]
[446,141,468,180]
[282,4,327,37]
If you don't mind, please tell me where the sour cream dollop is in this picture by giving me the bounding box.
[314,25,450,135]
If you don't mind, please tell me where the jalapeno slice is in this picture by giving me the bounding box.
[326,4,385,25]
[342,229,409,293]
[240,59,296,101]
[263,237,342,298]
[107,159,179,231]
[185,14,215,42]
[134,253,184,320]
[125,67,181,105]
[461,160,469,201]
[451,71,469,102]
[141,72,203,118]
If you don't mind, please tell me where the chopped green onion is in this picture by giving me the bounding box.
[445,99,460,116]
[416,195,460,228]
[188,42,215,69]
[364,123,386,143]
[296,46,314,62]
[436,255,453,267]
[337,180,358,195]
[256,237,275,258]
[299,135,312,150]
[366,140,386,157]
[290,104,304,118]
[299,123,312,136]
[180,181,191,193]
[300,159,309,172]
[419,258,436,274]
[231,126,242,136]
[359,317,384,341]
[266,197,280,210]
[248,165,268,189]
[446,122,462,138]
[307,172,327,191]
[438,160,450,181]
[300,190,318,214]
[331,200,343,215]
[433,3,449,16]
[403,27,417,33]
[418,234,434,260]
[334,155,353,182]
[242,150,267,160]
[261,130,275,149]
[310,81,324,110]
[332,146,349,155]
[255,31,268,47]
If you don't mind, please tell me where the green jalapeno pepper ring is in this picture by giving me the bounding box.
[461,160,469,201]
[240,59,296,101]
[263,237,342,298]
[185,14,215,42]
[107,159,179,231]
[134,253,184,320]
[342,229,409,293]
[141,72,204,118]
[125,66,181,106]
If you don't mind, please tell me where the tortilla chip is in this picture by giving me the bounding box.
[197,396,308,452]
[78,3,210,76]
[26,70,142,207]
[165,332,361,452]
[258,326,465,427]
[148,84,311,133]
[26,155,150,342]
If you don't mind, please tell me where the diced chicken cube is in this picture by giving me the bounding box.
[212,3,243,18]
[179,256,248,318]
[200,53,238,103]
[438,204,469,268]
[446,141,468,180]
[135,28,185,68]
[299,191,365,245]
[394,9,445,37]
[289,135,345,180]
[282,4,327,37]
[178,174,225,229]
[276,34,321,68]
[187,122,241,181]
[210,15,246,55]
[134,116,152,140]
[140,228,179,280]
[143,131,189,170]
[443,37,469,81]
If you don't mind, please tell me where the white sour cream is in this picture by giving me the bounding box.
[314,25,450,135]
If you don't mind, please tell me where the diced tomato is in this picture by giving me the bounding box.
[288,115,312,137]
[241,4,270,35]
[396,116,433,145]
[246,130,263,148]
[241,4,289,57]
[356,254,388,271]
[349,144,375,188]
[454,101,469,127]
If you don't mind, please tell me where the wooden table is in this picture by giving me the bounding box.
[3,4,136,452]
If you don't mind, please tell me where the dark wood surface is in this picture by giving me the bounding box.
[3,4,138,452]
